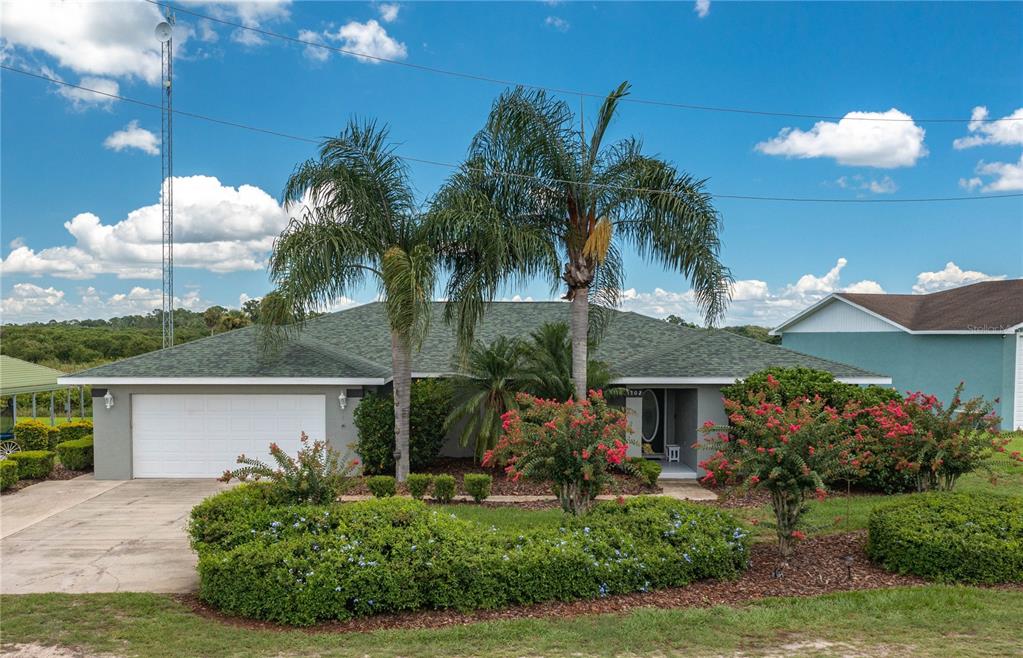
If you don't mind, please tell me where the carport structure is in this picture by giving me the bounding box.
[0,355,85,436]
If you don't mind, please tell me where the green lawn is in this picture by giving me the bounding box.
[1,586,1020,657]
[729,432,1023,540]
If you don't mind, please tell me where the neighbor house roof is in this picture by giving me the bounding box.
[1,355,66,396]
[61,302,886,385]
[773,279,1023,335]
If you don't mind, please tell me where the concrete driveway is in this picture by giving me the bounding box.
[1,477,228,594]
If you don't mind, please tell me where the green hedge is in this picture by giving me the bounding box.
[58,420,93,444]
[867,493,1023,584]
[433,474,456,503]
[1,460,18,490]
[56,438,94,470]
[406,473,433,499]
[352,379,453,475]
[190,492,749,625]
[13,420,60,451]
[366,475,396,498]
[7,450,56,479]
[463,473,492,502]
[628,458,662,487]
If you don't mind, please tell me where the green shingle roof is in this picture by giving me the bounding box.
[1,355,66,395]
[66,302,883,382]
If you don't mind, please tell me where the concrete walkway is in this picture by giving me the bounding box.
[1,477,228,594]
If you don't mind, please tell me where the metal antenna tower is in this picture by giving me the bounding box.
[156,16,175,348]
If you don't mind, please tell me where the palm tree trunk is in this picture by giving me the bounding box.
[570,286,589,400]
[391,330,412,482]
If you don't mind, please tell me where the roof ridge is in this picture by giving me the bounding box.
[295,334,390,376]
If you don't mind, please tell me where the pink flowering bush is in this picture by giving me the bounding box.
[700,380,855,557]
[854,383,1014,492]
[220,432,361,505]
[483,390,632,515]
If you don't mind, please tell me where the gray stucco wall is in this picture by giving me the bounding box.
[782,332,1017,430]
[91,384,368,480]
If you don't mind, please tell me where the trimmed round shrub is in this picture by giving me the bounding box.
[463,473,492,503]
[7,450,56,479]
[867,493,1023,584]
[353,379,453,475]
[58,420,93,444]
[433,474,456,503]
[406,473,433,500]
[191,495,750,625]
[55,438,94,470]
[13,420,60,451]
[1,460,19,490]
[366,475,396,498]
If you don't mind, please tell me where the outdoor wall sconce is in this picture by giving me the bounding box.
[103,390,115,410]
[338,390,347,410]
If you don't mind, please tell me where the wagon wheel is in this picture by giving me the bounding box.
[0,441,20,459]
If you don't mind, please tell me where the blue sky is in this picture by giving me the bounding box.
[2,0,1021,326]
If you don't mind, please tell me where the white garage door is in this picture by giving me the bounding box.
[132,394,326,478]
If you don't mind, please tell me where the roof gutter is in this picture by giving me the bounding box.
[56,377,387,386]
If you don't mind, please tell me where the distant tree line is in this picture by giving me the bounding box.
[664,314,780,345]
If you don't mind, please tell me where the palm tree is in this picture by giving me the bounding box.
[268,119,435,481]
[522,322,620,401]
[444,335,535,461]
[431,82,731,399]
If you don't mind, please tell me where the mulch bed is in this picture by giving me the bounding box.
[176,531,930,634]
[0,464,92,495]
[346,457,660,498]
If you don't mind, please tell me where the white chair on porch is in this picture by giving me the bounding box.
[666,444,681,463]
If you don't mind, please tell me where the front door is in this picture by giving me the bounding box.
[639,388,665,455]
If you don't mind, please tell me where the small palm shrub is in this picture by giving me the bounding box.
[55,438,94,470]
[366,475,396,498]
[1,460,18,490]
[219,433,360,505]
[433,474,456,502]
[7,450,56,479]
[406,473,433,499]
[463,473,492,503]
[13,420,59,451]
[484,390,631,515]
[627,457,662,487]
[867,493,1022,584]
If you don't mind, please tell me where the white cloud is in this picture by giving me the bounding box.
[618,258,885,327]
[298,29,330,62]
[756,109,927,168]
[0,175,290,280]
[378,3,400,23]
[103,120,159,156]
[694,0,711,18]
[835,174,898,194]
[912,262,1006,294]
[1,283,207,323]
[544,16,570,32]
[326,19,406,63]
[959,154,1023,192]
[186,1,292,46]
[953,107,1023,149]
[0,1,171,86]
[52,73,120,110]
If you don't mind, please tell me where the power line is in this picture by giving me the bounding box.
[4,64,1022,205]
[144,0,1021,125]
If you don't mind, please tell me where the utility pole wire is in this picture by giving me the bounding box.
[4,65,1022,205]
[143,0,1022,125]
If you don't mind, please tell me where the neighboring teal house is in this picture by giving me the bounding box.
[772,280,1023,430]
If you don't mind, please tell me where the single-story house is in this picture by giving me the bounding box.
[771,279,1023,430]
[60,302,887,480]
